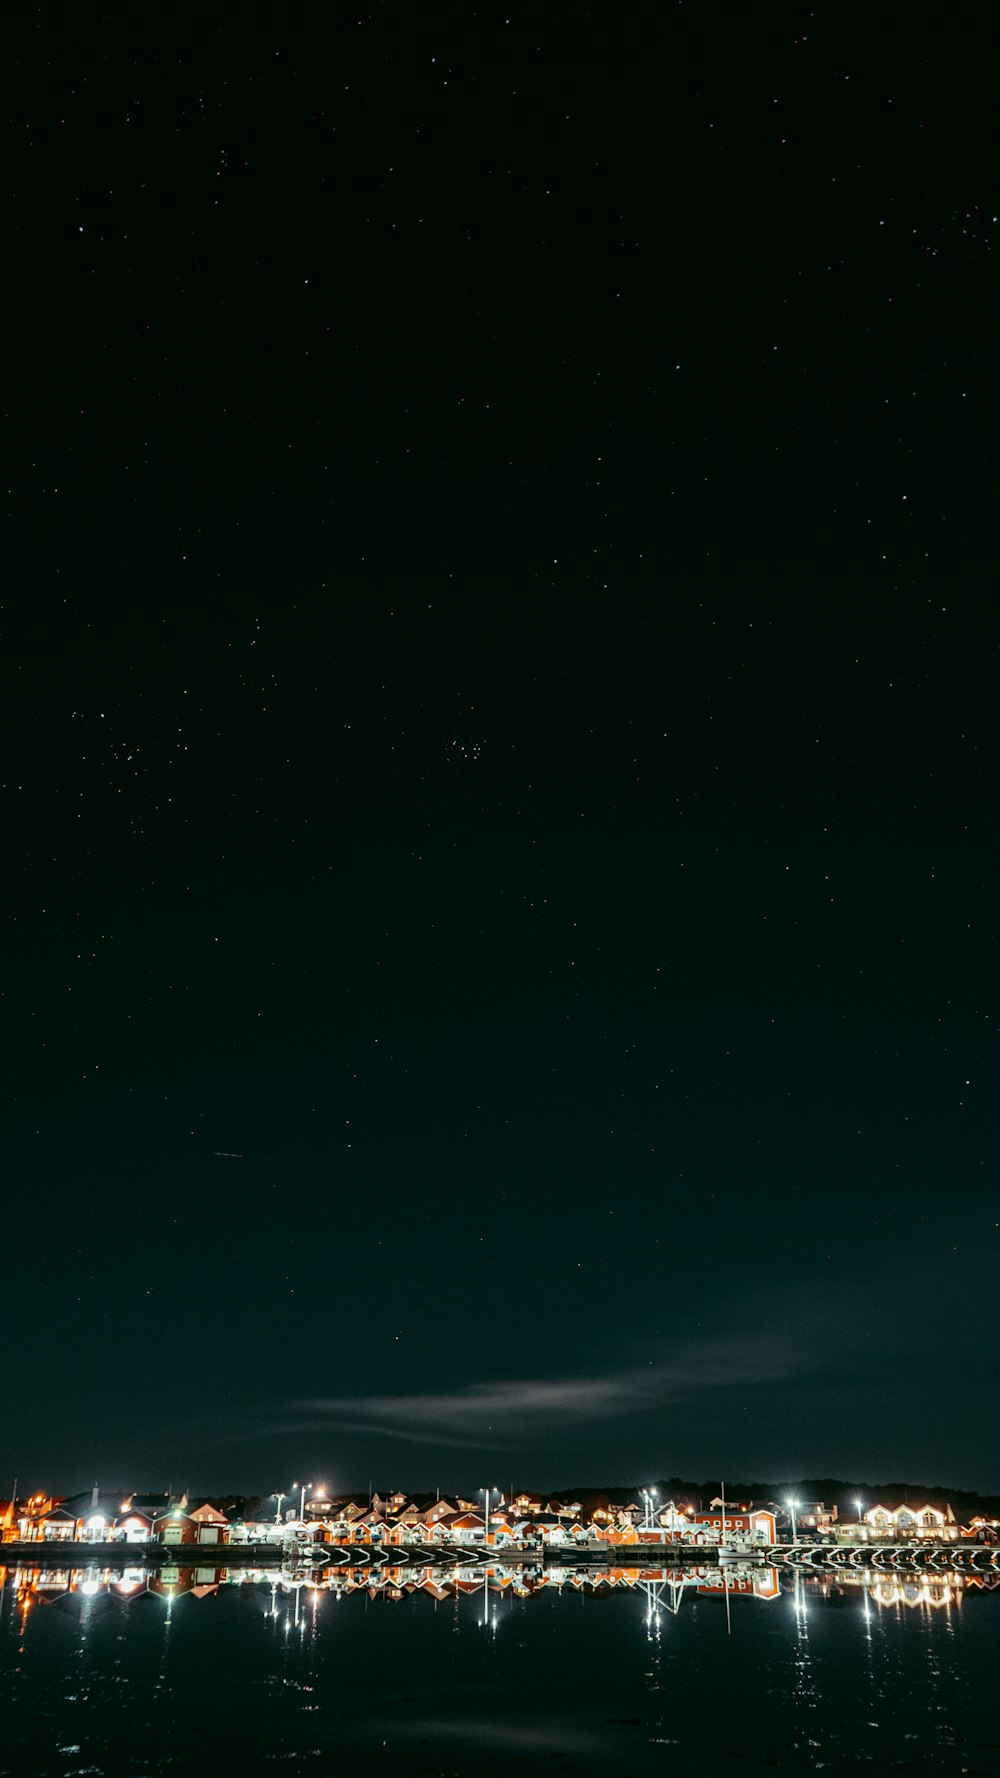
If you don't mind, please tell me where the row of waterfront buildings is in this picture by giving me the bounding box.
[3,1486,995,1549]
[7,1560,989,1615]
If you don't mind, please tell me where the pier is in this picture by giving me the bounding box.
[3,1539,998,1575]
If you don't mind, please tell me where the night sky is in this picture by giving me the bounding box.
[5,5,996,1498]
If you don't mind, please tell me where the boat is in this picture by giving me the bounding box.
[716,1481,765,1565]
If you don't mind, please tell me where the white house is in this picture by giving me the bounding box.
[863,1503,957,1541]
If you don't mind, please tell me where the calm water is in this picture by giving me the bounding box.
[2,1562,998,1777]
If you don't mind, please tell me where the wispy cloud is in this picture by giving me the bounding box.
[290,1326,819,1448]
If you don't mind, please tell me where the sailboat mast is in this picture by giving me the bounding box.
[721,1478,732,1632]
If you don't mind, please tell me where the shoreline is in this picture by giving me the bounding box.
[2,1538,733,1567]
[2,1539,995,1571]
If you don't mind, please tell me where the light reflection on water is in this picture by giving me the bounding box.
[1,1561,999,1776]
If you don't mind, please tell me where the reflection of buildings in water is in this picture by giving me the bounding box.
[149,1565,197,1600]
[868,1577,962,1610]
[803,1569,971,1610]
[964,1571,1000,1592]
[3,1563,235,1611]
[3,1559,784,1617]
[4,1561,995,1625]
[611,1564,784,1630]
[111,1569,148,1596]
[695,1567,781,1602]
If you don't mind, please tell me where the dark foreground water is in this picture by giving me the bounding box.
[2,1563,998,1777]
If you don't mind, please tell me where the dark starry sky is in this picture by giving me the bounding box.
[3,3,996,1497]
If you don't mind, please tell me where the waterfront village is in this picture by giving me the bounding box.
[3,1484,998,1552]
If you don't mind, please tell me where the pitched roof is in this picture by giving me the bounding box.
[188,1503,228,1524]
[123,1493,179,1515]
[44,1493,121,1523]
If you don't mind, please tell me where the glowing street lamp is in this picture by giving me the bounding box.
[274,1492,287,1525]
[856,1497,865,1540]
[292,1481,313,1522]
[786,1498,799,1543]
[479,1492,498,1632]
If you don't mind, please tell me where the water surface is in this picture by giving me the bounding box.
[2,1563,998,1776]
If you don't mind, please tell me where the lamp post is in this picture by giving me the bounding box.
[856,1498,865,1541]
[292,1482,312,1523]
[786,1498,799,1544]
[480,1489,497,1633]
[274,1492,287,1526]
